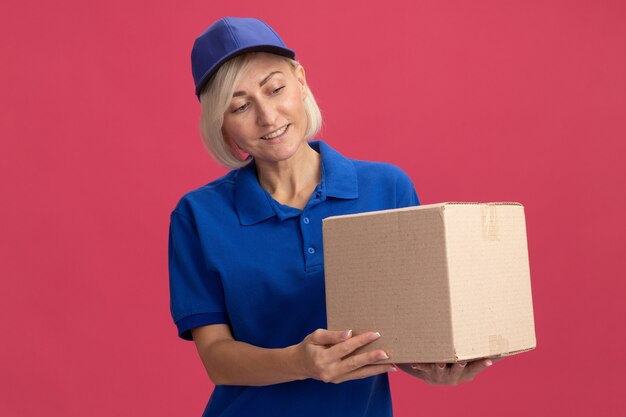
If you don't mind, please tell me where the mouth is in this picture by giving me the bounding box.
[260,124,289,140]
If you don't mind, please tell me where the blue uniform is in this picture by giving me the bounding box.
[168,140,420,417]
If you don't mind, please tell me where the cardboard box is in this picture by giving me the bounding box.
[323,202,536,364]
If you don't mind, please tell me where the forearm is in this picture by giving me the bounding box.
[197,339,304,386]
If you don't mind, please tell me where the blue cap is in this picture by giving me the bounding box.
[191,17,296,101]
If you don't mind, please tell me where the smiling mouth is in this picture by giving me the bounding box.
[260,124,289,140]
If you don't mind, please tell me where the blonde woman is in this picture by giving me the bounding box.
[168,17,496,417]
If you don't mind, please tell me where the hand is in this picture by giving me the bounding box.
[294,329,397,384]
[395,357,504,386]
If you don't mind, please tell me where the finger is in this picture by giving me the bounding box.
[448,361,467,382]
[308,328,353,346]
[333,364,397,384]
[327,331,381,358]
[338,348,390,376]
[433,363,448,382]
[460,358,493,382]
[410,363,433,372]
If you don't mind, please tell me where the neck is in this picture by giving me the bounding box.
[255,142,321,199]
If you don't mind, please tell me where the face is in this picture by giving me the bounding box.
[221,53,309,165]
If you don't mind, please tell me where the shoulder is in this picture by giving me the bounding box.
[347,156,419,208]
[350,158,414,187]
[171,169,239,220]
[316,140,414,190]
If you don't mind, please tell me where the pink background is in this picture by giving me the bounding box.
[2,0,625,416]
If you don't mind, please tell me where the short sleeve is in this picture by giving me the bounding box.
[168,210,229,340]
[395,169,421,208]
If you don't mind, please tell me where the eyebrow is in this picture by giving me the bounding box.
[232,71,283,97]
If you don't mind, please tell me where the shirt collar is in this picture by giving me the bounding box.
[234,140,358,225]
[313,140,358,199]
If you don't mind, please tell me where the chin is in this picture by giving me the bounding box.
[256,138,306,164]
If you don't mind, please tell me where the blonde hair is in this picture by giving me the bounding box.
[198,52,323,169]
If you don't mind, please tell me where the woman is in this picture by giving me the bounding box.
[169,16,497,417]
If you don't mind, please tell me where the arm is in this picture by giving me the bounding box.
[192,324,398,386]
[170,210,394,386]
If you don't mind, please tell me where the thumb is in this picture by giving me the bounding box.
[308,329,353,346]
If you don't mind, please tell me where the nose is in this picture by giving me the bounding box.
[256,99,278,126]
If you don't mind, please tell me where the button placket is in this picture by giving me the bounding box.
[300,209,317,270]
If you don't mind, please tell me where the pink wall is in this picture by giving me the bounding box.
[2,0,624,416]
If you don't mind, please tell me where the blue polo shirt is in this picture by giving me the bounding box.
[168,140,420,417]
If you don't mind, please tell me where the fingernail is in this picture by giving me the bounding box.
[458,362,467,368]
[378,352,389,360]
[369,332,381,340]
[389,367,397,372]
[341,329,352,339]
[437,363,446,369]
[485,360,493,367]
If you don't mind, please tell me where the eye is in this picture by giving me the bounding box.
[272,86,285,94]
[233,103,249,113]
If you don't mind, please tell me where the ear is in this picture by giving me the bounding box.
[294,63,308,99]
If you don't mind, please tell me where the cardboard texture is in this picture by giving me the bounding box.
[323,202,536,364]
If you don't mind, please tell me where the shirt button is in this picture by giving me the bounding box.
[308,247,315,254]
[303,217,310,224]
